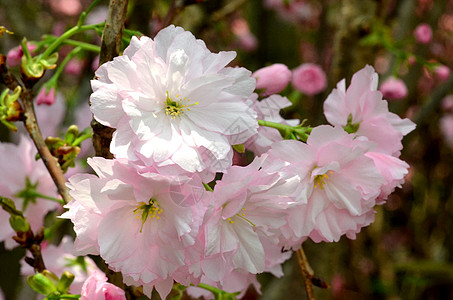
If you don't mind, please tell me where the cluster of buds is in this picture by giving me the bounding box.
[27,270,75,299]
[42,125,92,172]
[0,86,23,131]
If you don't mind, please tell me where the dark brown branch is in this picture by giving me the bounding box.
[92,0,129,158]
[0,55,71,204]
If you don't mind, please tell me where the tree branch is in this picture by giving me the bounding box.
[91,0,129,158]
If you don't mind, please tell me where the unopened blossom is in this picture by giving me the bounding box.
[379,77,408,100]
[62,157,209,299]
[90,25,257,180]
[268,126,386,244]
[414,23,433,44]
[81,271,126,300]
[21,236,101,294]
[36,86,56,106]
[324,65,415,156]
[0,136,61,249]
[434,64,450,81]
[49,0,82,15]
[231,18,258,52]
[245,94,298,155]
[440,115,453,148]
[253,64,292,96]
[292,63,327,95]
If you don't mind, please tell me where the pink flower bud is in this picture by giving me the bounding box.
[414,23,432,44]
[81,272,126,300]
[291,63,327,95]
[379,77,408,100]
[36,87,56,106]
[253,63,292,96]
[7,43,37,67]
[434,64,450,81]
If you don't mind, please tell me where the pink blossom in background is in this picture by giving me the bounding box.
[441,95,453,112]
[379,77,408,100]
[414,23,433,44]
[62,157,210,299]
[49,0,82,16]
[6,43,37,67]
[64,59,84,76]
[81,271,126,300]
[245,94,298,155]
[21,237,101,294]
[253,63,292,96]
[0,137,61,249]
[36,86,56,106]
[434,64,450,81]
[292,63,327,95]
[324,65,415,156]
[440,115,453,148]
[267,126,385,244]
[90,25,257,180]
[231,18,258,52]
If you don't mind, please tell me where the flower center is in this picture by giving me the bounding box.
[344,113,360,134]
[226,207,255,227]
[314,171,333,190]
[165,91,198,119]
[133,198,162,233]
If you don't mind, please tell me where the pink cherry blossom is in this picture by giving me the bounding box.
[62,157,210,299]
[21,236,101,294]
[379,77,408,100]
[36,86,56,106]
[292,63,327,95]
[253,64,292,96]
[81,271,126,300]
[0,136,61,249]
[267,125,386,244]
[204,154,297,276]
[324,65,415,156]
[245,94,298,155]
[90,25,258,180]
[414,23,433,44]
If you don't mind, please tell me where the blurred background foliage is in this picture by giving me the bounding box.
[1,0,453,299]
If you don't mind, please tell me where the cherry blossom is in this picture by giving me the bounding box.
[267,125,385,244]
[90,25,258,180]
[62,157,210,298]
[323,65,415,156]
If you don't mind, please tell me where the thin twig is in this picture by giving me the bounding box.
[296,246,316,300]
[0,56,71,204]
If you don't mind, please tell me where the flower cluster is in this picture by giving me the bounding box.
[64,25,415,298]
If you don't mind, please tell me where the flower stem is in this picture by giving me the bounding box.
[40,23,102,60]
